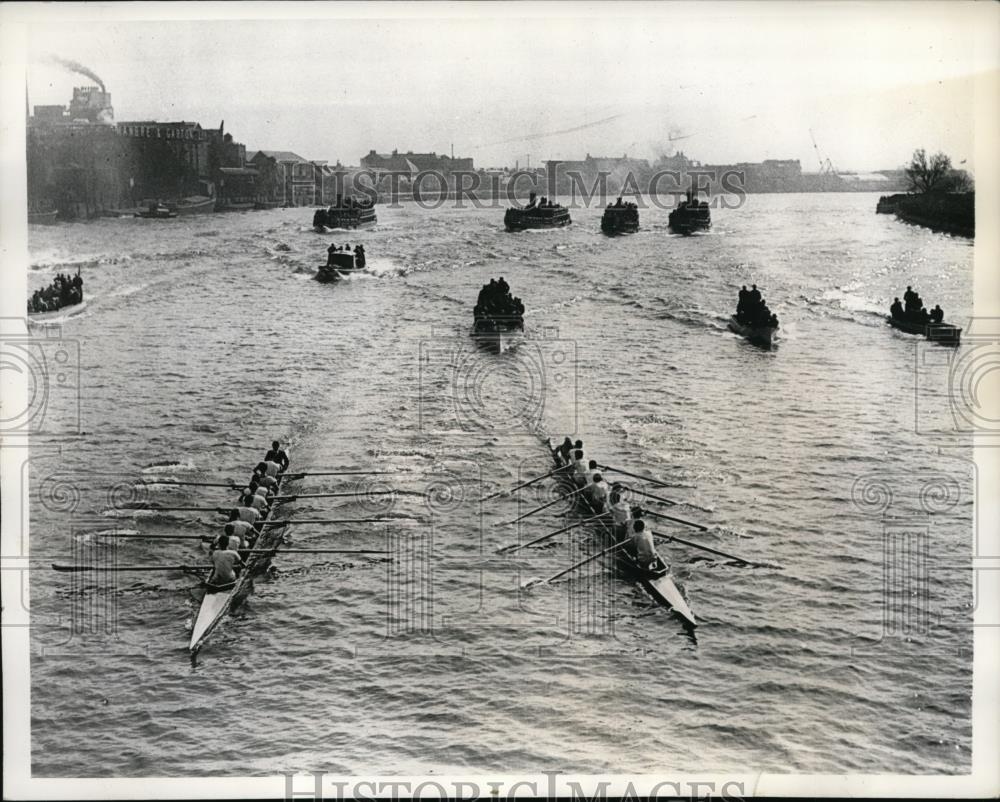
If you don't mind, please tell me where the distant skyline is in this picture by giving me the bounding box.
[15,3,995,172]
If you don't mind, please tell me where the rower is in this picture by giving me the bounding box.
[224,520,255,549]
[607,491,631,539]
[247,478,275,501]
[630,519,657,571]
[588,472,610,513]
[227,505,262,527]
[207,539,244,588]
[254,459,283,480]
[571,450,589,487]
[252,471,280,493]
[240,491,269,513]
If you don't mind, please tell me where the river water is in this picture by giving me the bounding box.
[25,192,974,776]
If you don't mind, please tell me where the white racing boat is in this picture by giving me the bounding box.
[189,468,288,655]
[547,439,697,628]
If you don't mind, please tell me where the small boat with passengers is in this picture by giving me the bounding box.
[728,284,779,349]
[315,243,367,283]
[888,287,961,346]
[27,270,85,324]
[600,197,640,235]
[504,192,571,231]
[313,194,377,231]
[472,277,525,353]
[668,186,711,234]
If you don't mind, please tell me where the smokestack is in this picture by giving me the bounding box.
[46,55,105,92]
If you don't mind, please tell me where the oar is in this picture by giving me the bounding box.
[115,505,227,513]
[534,540,628,585]
[52,563,208,572]
[627,488,679,507]
[497,513,607,553]
[652,530,755,565]
[92,533,213,541]
[479,468,561,502]
[283,470,390,479]
[145,480,239,489]
[274,491,416,501]
[261,517,417,525]
[642,509,709,532]
[241,548,390,555]
[597,464,675,491]
[495,486,586,526]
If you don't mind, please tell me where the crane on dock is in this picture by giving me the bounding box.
[809,129,837,175]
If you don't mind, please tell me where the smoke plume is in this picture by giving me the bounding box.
[46,56,105,91]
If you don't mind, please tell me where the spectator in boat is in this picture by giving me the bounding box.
[749,284,761,305]
[630,519,656,569]
[890,298,904,320]
[208,540,244,587]
[265,440,290,471]
[903,286,916,306]
[344,244,351,251]
[498,276,510,295]
[327,243,339,265]
[930,305,944,323]
[917,306,930,324]
[608,491,631,539]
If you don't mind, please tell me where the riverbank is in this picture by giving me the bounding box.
[876,192,974,238]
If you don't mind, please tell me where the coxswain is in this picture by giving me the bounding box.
[630,519,657,570]
[207,539,243,588]
[264,440,290,471]
[890,298,904,320]
[557,437,574,463]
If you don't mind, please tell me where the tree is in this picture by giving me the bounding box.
[905,149,953,193]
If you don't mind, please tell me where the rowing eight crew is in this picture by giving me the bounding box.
[206,440,290,588]
[554,437,659,571]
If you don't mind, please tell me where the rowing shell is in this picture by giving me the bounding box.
[189,468,288,654]
[546,439,697,628]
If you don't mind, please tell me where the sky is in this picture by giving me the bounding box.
[14,2,998,172]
